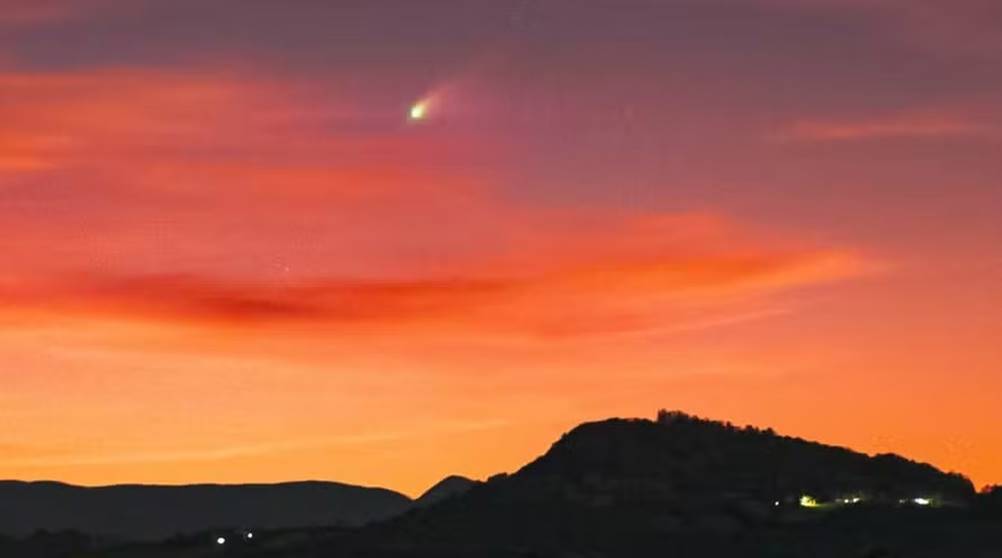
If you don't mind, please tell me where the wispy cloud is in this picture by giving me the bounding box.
[0,243,867,339]
[0,419,511,468]
[778,113,990,142]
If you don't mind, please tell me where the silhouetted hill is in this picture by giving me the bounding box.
[414,476,478,508]
[0,480,410,541]
[514,413,974,505]
[305,412,986,557]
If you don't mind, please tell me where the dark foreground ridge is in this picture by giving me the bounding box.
[5,411,1001,557]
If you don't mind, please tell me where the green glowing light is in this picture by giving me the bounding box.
[409,102,428,121]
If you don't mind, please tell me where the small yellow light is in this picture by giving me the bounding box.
[799,495,820,508]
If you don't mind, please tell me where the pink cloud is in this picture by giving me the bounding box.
[0,224,867,339]
[778,113,991,142]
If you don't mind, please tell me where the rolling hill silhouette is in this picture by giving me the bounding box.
[0,480,410,541]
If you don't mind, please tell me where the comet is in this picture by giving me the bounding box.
[409,101,429,121]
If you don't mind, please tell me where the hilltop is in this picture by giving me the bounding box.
[413,475,478,508]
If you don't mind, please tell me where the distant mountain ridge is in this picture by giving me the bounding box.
[414,475,478,508]
[0,480,411,540]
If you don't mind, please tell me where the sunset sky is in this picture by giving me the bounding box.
[1,0,1000,496]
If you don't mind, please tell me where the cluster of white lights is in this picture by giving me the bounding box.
[786,494,936,509]
[898,497,934,506]
[216,536,226,545]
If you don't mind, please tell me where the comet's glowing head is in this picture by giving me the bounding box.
[409,101,429,121]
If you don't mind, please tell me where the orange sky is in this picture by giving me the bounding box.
[0,0,1000,496]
